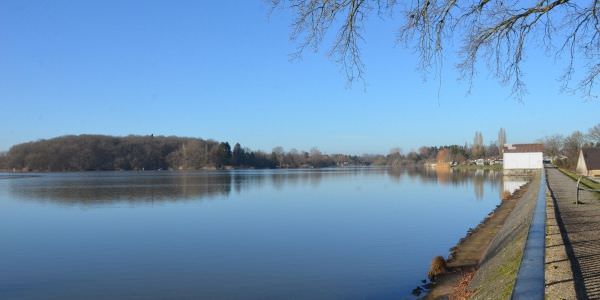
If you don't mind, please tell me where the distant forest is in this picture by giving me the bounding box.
[0,130,519,172]
[1,124,597,172]
[0,133,497,172]
[0,135,370,172]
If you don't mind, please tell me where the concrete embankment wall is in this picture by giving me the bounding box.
[468,172,541,299]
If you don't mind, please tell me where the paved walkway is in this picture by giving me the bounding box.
[546,167,600,299]
[545,187,577,299]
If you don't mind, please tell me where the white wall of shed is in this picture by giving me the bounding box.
[503,152,543,169]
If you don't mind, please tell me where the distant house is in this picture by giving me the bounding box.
[576,148,600,177]
[491,158,503,165]
[502,144,544,169]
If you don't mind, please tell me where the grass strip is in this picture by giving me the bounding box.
[557,168,600,190]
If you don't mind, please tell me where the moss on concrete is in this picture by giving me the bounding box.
[468,173,541,300]
[470,229,526,299]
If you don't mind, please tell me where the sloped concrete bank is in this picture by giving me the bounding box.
[426,172,541,299]
[469,172,541,299]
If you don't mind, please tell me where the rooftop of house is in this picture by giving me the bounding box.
[581,148,600,170]
[503,143,544,153]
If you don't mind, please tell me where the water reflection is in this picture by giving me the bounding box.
[0,167,510,300]
[502,174,531,194]
[390,166,502,200]
[7,167,505,205]
[9,173,233,204]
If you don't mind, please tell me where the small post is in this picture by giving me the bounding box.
[576,176,582,205]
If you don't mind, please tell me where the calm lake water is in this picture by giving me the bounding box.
[0,167,503,299]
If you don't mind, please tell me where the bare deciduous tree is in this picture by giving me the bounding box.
[497,128,506,150]
[563,130,586,165]
[271,0,600,98]
[541,134,564,157]
[589,123,600,144]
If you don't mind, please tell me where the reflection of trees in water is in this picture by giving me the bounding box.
[390,166,501,184]
[266,168,387,190]
[8,167,505,205]
[8,168,389,205]
[387,166,503,200]
[435,165,451,185]
[232,173,267,194]
[473,171,485,200]
[10,172,234,205]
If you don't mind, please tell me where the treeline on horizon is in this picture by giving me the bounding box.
[0,135,371,172]
[384,124,600,170]
[539,123,600,170]
[0,134,500,172]
[1,124,598,172]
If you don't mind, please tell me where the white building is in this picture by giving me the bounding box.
[502,144,544,170]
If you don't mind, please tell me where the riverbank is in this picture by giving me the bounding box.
[425,172,541,299]
[0,174,40,179]
[452,164,502,171]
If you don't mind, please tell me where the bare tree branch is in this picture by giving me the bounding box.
[272,0,600,99]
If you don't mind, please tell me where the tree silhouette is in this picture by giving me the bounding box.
[272,0,600,98]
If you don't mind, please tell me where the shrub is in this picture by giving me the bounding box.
[428,256,447,280]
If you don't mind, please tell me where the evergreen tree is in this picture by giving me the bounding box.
[216,142,232,167]
[231,143,243,166]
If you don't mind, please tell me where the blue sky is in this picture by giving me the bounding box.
[1,1,598,154]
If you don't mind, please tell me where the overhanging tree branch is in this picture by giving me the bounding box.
[272,0,600,99]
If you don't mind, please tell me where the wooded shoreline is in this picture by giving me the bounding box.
[0,135,371,172]
[0,134,510,173]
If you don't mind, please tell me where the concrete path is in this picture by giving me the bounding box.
[545,188,577,299]
[546,167,600,299]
